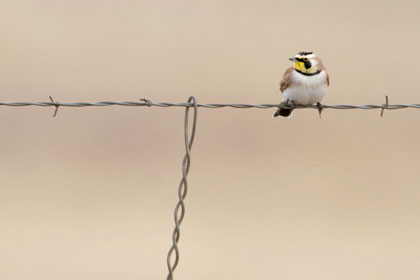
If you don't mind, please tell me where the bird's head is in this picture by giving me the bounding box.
[289,51,321,74]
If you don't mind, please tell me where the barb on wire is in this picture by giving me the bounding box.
[166,96,198,280]
[48,96,60,117]
[140,98,152,107]
[381,95,389,117]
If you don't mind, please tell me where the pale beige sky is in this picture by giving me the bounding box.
[1,1,420,279]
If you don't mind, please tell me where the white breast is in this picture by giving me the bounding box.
[282,70,328,105]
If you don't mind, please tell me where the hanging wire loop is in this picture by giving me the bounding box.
[166,96,198,280]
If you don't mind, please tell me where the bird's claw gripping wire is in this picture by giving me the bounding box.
[317,102,324,119]
[286,99,296,111]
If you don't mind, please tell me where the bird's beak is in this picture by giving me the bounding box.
[289,57,298,62]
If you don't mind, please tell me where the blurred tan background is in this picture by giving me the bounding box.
[1,0,420,279]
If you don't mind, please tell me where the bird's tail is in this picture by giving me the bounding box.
[272,107,293,118]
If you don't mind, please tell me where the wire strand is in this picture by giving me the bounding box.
[2,96,418,118]
[166,96,198,280]
[1,101,420,110]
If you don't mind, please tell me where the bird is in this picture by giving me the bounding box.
[273,51,329,118]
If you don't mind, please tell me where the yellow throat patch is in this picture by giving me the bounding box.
[293,57,318,74]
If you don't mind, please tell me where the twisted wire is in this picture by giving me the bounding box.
[1,101,420,110]
[3,96,420,278]
[166,96,198,280]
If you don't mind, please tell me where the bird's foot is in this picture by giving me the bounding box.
[286,99,296,110]
[316,102,323,119]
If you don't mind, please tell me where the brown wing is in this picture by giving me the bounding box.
[316,58,329,86]
[280,67,294,92]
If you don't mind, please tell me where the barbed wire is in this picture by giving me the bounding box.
[2,95,420,280]
[1,96,420,118]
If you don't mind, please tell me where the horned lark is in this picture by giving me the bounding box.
[273,51,329,118]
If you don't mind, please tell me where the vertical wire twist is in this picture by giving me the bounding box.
[166,96,198,280]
